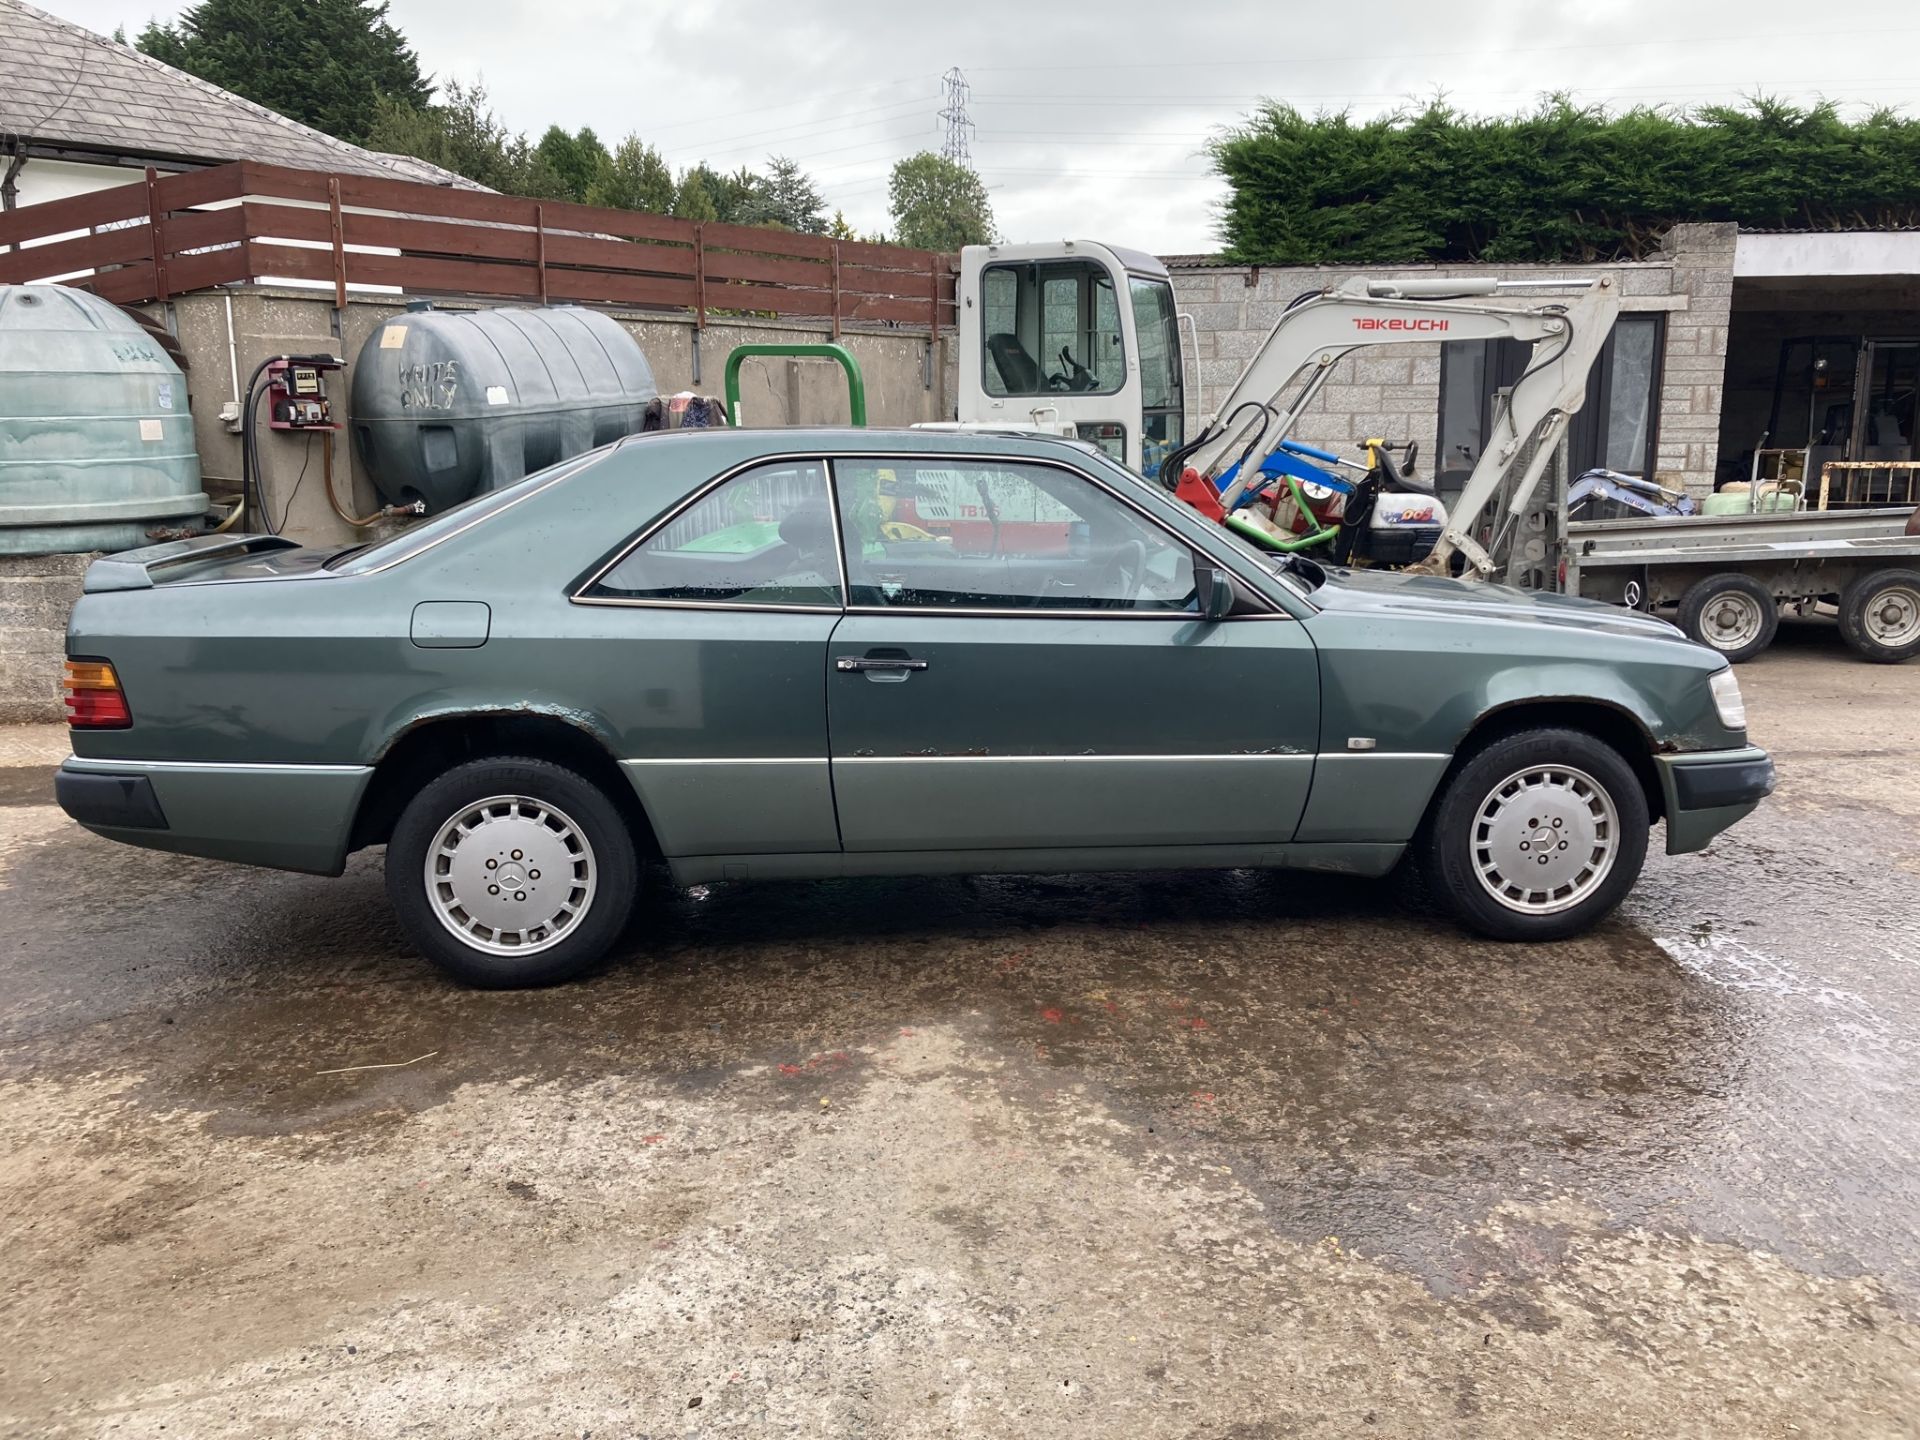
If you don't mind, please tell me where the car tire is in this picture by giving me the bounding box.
[1676,572,1778,663]
[1422,726,1650,943]
[385,756,638,988]
[1837,568,1920,664]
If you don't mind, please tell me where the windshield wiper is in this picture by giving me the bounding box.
[322,543,373,570]
[1268,552,1326,589]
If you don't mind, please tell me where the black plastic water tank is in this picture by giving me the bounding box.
[350,304,657,513]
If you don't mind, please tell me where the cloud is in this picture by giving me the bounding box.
[44,0,1920,254]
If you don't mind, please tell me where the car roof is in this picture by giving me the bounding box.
[614,425,1102,458]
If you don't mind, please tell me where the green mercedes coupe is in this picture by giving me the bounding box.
[56,428,1772,986]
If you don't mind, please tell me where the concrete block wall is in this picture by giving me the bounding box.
[1653,223,1737,492]
[148,287,956,552]
[1176,266,1441,474]
[0,552,89,722]
[1171,226,1734,497]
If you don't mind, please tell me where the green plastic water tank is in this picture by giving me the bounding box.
[0,285,208,555]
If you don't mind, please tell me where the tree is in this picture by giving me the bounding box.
[742,155,828,233]
[137,0,431,146]
[888,152,995,251]
[587,136,675,214]
[1209,95,1920,264]
[535,126,611,204]
[671,170,719,223]
[365,80,563,196]
[676,164,766,225]
[827,210,858,240]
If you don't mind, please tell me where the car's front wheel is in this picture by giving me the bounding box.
[1422,727,1650,942]
[386,756,638,987]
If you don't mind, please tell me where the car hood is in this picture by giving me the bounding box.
[1305,565,1689,643]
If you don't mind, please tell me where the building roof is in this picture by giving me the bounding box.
[0,0,481,189]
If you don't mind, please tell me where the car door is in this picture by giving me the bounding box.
[825,453,1321,853]
[570,456,843,858]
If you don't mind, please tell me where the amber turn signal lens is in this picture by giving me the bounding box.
[63,659,132,729]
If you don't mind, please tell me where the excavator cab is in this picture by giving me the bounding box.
[956,242,1186,478]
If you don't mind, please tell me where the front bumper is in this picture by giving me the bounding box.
[56,757,373,876]
[1654,745,1775,855]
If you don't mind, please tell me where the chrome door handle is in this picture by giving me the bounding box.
[835,656,928,672]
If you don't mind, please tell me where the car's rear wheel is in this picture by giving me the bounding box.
[386,756,637,987]
[1422,726,1649,942]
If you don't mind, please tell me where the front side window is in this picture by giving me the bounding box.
[834,457,1196,613]
[980,260,1125,398]
[583,459,841,607]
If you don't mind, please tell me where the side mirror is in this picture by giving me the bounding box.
[1196,564,1235,621]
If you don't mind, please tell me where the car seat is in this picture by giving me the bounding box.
[987,333,1040,394]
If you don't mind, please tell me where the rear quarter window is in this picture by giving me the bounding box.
[331,448,613,574]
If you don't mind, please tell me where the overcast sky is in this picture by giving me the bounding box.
[40,0,1920,253]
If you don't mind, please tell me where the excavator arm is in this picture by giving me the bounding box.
[1175,274,1621,578]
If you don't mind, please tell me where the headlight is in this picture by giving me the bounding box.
[1709,668,1746,730]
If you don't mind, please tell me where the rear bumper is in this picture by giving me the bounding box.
[1655,745,1775,855]
[56,757,373,876]
[54,768,169,830]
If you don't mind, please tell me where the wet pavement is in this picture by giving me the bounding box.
[2,620,1918,1437]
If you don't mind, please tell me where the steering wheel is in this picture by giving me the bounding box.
[1101,539,1147,608]
[970,472,1002,555]
[1047,346,1097,393]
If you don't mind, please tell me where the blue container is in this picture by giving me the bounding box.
[0,285,208,554]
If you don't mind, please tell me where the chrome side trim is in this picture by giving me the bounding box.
[621,757,826,767]
[571,597,1287,620]
[626,754,1325,766]
[64,758,372,775]
[836,752,1313,764]
[823,458,854,603]
[839,605,1280,622]
[572,597,844,614]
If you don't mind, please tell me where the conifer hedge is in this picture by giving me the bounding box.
[1210,97,1920,264]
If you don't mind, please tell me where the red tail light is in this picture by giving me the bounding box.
[64,659,132,729]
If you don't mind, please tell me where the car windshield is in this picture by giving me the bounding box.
[328,447,614,574]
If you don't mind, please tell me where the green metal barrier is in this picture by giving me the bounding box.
[722,343,867,428]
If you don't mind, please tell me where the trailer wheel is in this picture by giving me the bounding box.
[1676,572,1778,663]
[1839,569,1920,664]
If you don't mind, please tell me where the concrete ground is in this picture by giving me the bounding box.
[2,620,1918,1438]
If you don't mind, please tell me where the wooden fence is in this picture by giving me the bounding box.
[0,161,956,335]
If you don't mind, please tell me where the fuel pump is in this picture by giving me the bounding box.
[263,357,341,430]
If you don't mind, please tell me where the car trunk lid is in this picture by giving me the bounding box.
[81,534,328,592]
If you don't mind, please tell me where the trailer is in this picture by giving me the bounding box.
[1563,506,1920,663]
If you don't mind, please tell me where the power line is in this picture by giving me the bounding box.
[939,67,975,162]
[662,96,935,160]
[632,75,935,138]
[962,25,1920,72]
